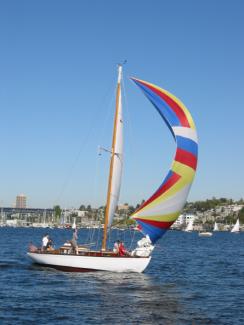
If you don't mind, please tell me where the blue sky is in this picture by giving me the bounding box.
[0,0,243,208]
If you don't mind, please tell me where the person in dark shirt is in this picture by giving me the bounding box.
[70,229,79,255]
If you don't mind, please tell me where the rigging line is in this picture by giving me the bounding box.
[95,227,102,250]
[53,77,116,205]
[84,225,92,244]
[128,229,136,251]
[83,152,101,245]
[121,75,138,219]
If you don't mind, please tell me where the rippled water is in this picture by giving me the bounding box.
[0,228,244,324]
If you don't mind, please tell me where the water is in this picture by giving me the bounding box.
[0,228,244,324]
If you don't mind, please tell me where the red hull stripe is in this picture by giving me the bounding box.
[135,79,190,127]
[175,148,197,170]
[135,218,174,229]
[136,172,181,212]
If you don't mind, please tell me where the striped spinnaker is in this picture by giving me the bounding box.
[131,78,198,244]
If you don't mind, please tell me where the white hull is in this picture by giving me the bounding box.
[199,232,212,237]
[27,252,151,273]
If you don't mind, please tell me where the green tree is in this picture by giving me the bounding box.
[53,205,61,222]
[238,207,244,223]
[128,205,135,215]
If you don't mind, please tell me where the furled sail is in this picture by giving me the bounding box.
[131,78,198,244]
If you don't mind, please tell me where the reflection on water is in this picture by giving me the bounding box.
[0,228,244,324]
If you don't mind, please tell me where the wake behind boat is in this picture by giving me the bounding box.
[28,65,198,273]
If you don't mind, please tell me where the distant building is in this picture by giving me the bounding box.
[185,214,196,224]
[174,214,186,227]
[118,204,129,211]
[16,194,27,209]
[78,210,86,217]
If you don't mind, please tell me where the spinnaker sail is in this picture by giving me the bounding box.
[131,78,198,244]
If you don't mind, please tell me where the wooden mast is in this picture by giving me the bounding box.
[102,65,122,251]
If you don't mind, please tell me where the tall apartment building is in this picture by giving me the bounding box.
[16,194,27,209]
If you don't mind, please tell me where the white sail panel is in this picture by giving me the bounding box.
[134,184,191,218]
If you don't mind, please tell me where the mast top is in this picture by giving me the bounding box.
[118,65,122,84]
[117,60,126,84]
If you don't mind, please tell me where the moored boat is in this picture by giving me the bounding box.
[199,231,213,237]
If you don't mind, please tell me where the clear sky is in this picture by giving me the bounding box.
[0,0,243,208]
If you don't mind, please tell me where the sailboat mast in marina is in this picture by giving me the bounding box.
[28,65,198,273]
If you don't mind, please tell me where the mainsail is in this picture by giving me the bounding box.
[231,218,240,233]
[213,222,219,231]
[106,66,123,228]
[131,78,198,244]
[185,219,194,232]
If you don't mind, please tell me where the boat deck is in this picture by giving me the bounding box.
[29,246,142,258]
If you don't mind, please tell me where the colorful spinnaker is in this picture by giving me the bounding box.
[131,78,198,244]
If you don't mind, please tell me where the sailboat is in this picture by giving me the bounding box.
[184,219,194,232]
[199,220,214,237]
[213,222,219,231]
[72,217,76,230]
[231,218,240,233]
[27,65,198,272]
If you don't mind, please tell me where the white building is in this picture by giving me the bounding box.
[185,214,196,224]
[174,214,186,227]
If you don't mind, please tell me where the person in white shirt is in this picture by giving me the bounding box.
[42,234,49,251]
[113,240,120,254]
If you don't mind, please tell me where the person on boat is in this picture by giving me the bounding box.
[70,229,79,255]
[118,241,128,256]
[42,234,49,251]
[46,237,54,251]
[28,242,38,253]
[113,240,120,254]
